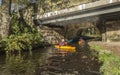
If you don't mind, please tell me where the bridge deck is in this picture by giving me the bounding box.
[36,0,120,26]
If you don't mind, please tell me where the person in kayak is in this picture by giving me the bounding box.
[78,38,85,46]
[58,39,64,46]
[58,39,68,46]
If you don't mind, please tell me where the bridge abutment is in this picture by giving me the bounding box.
[97,19,120,42]
[105,20,120,42]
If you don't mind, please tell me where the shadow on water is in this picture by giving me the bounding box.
[0,43,101,75]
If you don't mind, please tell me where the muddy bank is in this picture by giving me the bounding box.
[88,41,120,56]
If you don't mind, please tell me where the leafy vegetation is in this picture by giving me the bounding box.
[90,45,120,75]
[0,14,43,54]
[90,45,103,52]
[0,33,43,53]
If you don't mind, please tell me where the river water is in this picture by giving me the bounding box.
[0,45,101,75]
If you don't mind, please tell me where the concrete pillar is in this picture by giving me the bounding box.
[101,21,107,41]
[64,25,68,38]
[96,20,107,41]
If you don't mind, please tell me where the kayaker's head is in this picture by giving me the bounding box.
[62,39,65,42]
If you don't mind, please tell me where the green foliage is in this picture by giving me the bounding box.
[90,45,120,75]
[0,14,43,54]
[9,15,37,35]
[100,53,120,75]
[0,33,43,53]
[9,18,20,35]
[90,45,103,52]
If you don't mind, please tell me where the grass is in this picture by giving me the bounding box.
[90,45,104,52]
[90,45,120,75]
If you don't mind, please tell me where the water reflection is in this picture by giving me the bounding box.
[5,54,36,75]
[0,47,51,75]
[0,46,101,75]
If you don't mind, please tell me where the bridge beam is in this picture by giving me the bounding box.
[39,2,120,26]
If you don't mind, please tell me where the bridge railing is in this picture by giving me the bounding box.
[37,0,119,19]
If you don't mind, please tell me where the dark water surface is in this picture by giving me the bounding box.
[0,46,101,75]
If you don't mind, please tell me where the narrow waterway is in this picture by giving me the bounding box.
[0,44,101,75]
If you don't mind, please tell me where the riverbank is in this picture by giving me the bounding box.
[88,41,120,56]
[88,41,120,75]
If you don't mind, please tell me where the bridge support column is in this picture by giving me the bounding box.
[64,25,68,38]
[102,21,107,41]
[97,20,107,41]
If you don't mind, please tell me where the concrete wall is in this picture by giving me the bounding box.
[65,20,120,42]
[66,21,98,39]
[105,20,120,42]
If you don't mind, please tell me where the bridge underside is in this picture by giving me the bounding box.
[44,12,120,27]
[38,2,120,27]
[36,2,120,42]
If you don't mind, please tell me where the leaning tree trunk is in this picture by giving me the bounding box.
[0,0,11,38]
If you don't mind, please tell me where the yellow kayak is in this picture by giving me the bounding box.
[54,45,76,52]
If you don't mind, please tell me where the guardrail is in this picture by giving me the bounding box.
[37,0,119,19]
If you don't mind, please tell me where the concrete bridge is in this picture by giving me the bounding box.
[36,0,120,26]
[0,0,120,42]
[35,0,120,42]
